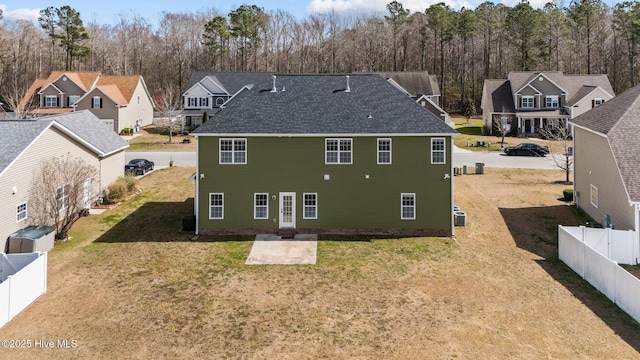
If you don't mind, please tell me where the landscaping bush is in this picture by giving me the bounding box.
[106,175,138,203]
[171,130,179,136]
[182,130,189,136]
[563,188,574,201]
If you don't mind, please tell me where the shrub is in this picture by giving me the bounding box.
[106,175,138,203]
[106,181,127,203]
[563,188,574,201]
[182,130,189,136]
[171,130,179,136]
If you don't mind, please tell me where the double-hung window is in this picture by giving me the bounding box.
[219,138,247,164]
[16,202,27,222]
[590,185,598,208]
[401,193,416,220]
[209,193,224,219]
[545,96,559,108]
[254,193,268,219]
[325,138,352,164]
[45,95,57,107]
[377,138,392,164]
[92,96,102,109]
[303,193,318,219]
[188,97,197,107]
[56,184,70,211]
[522,96,534,108]
[431,138,446,164]
[199,97,209,107]
[68,95,80,107]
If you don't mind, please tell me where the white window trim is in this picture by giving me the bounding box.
[199,97,209,107]
[431,138,446,165]
[215,97,225,107]
[377,138,392,164]
[590,184,598,208]
[325,138,353,164]
[187,97,197,107]
[219,138,247,164]
[522,96,534,109]
[401,193,416,220]
[68,95,80,107]
[209,193,224,219]
[254,193,269,220]
[16,202,27,223]
[545,95,558,108]
[594,98,604,107]
[45,95,57,108]
[303,193,318,219]
[92,96,101,109]
[57,184,70,211]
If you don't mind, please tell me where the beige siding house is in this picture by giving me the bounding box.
[0,111,128,251]
[21,72,154,133]
[481,71,614,136]
[570,84,640,238]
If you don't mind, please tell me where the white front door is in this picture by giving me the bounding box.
[279,192,296,228]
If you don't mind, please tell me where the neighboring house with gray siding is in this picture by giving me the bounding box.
[192,74,458,237]
[0,111,128,252]
[482,71,614,136]
[569,84,640,240]
[20,72,154,133]
[182,72,273,128]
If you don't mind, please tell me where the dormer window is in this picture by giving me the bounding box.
[522,96,534,109]
[545,96,558,108]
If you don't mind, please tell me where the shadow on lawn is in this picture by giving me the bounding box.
[499,205,640,352]
[95,199,195,243]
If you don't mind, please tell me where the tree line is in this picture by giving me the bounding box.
[1,0,639,113]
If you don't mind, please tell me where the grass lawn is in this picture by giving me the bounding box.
[452,114,571,154]
[126,126,196,151]
[1,167,639,359]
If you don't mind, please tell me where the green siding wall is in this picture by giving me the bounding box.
[197,136,453,234]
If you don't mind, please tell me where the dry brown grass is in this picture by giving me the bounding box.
[1,167,639,359]
[127,126,196,151]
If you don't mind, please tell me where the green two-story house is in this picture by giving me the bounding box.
[192,74,458,237]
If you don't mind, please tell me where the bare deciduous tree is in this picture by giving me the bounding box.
[539,126,574,184]
[29,154,98,240]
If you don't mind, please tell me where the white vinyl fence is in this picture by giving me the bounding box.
[0,252,48,328]
[559,225,640,323]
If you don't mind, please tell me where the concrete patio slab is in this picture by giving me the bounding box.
[246,234,317,265]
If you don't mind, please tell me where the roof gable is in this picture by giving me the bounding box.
[200,76,229,95]
[513,72,566,95]
[377,72,440,96]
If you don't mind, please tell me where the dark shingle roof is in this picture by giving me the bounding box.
[570,84,640,202]
[193,74,457,135]
[185,71,274,95]
[483,80,514,113]
[378,72,440,96]
[0,111,128,175]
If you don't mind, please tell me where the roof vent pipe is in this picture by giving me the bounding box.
[345,75,351,93]
[271,75,277,93]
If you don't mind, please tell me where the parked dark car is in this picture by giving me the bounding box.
[125,159,154,175]
[504,143,549,157]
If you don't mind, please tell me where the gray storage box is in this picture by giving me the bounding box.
[7,226,55,253]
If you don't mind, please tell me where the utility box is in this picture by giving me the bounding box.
[7,226,55,253]
[454,211,466,226]
[475,162,485,175]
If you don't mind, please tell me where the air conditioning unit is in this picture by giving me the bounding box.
[454,211,466,227]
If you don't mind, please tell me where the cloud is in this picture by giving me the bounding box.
[0,5,42,23]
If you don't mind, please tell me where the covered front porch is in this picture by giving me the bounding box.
[516,110,568,138]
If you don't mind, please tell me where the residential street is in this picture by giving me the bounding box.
[126,148,564,170]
